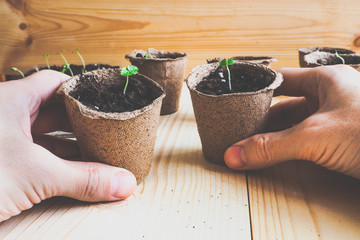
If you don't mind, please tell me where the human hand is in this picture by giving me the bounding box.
[225,65,360,179]
[0,70,137,222]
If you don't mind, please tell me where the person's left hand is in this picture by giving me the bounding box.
[0,70,137,222]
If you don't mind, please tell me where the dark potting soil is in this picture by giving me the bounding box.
[25,64,119,77]
[207,56,273,64]
[316,55,360,65]
[314,47,355,55]
[196,65,274,95]
[69,74,154,113]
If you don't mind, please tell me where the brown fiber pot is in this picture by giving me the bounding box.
[126,48,188,115]
[186,62,283,165]
[58,68,165,183]
[298,47,360,71]
[207,56,277,67]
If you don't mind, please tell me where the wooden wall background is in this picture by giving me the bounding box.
[1,0,360,75]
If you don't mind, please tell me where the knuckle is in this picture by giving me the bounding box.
[83,166,101,199]
[251,135,272,163]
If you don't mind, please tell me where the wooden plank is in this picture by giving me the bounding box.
[1,0,360,75]
[0,85,251,239]
[247,161,360,240]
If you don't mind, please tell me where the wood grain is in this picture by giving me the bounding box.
[1,0,360,75]
[247,161,360,240]
[0,88,359,239]
[0,86,251,240]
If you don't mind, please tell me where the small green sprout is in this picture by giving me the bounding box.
[335,50,345,64]
[35,67,39,72]
[74,48,86,74]
[59,50,74,76]
[145,51,153,59]
[11,67,25,78]
[121,65,138,94]
[43,54,50,69]
[219,58,234,91]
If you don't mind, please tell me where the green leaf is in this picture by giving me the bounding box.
[219,59,227,67]
[121,65,138,77]
[227,58,234,65]
[121,67,131,76]
[127,65,139,74]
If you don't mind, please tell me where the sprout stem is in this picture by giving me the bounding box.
[11,67,25,78]
[335,50,345,64]
[44,54,50,69]
[75,48,86,74]
[123,75,129,95]
[226,65,232,91]
[59,50,74,76]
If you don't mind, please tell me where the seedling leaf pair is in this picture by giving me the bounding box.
[219,58,234,91]
[121,65,139,94]
[59,50,74,77]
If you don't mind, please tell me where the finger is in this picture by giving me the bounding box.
[266,97,317,132]
[19,70,70,119]
[32,102,72,135]
[33,135,80,159]
[57,160,137,202]
[275,68,319,98]
[21,70,70,105]
[224,126,305,170]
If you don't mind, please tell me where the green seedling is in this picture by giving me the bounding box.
[35,67,39,72]
[74,48,86,74]
[59,50,74,76]
[11,67,25,78]
[121,65,138,94]
[335,50,345,64]
[145,51,153,59]
[43,54,50,69]
[219,58,234,91]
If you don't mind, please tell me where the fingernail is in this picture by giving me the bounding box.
[224,146,247,169]
[111,172,137,199]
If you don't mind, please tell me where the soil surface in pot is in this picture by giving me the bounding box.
[207,56,274,64]
[196,65,274,95]
[135,52,185,59]
[69,74,154,113]
[316,55,360,65]
[25,64,119,76]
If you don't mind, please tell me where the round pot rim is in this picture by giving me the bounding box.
[299,47,358,55]
[125,48,188,62]
[232,56,277,62]
[57,68,165,121]
[207,56,277,65]
[186,62,283,98]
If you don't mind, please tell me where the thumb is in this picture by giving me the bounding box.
[56,160,137,202]
[224,128,302,170]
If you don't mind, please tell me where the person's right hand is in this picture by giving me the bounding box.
[225,65,360,179]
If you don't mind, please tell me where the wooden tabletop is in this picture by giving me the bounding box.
[0,85,359,240]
